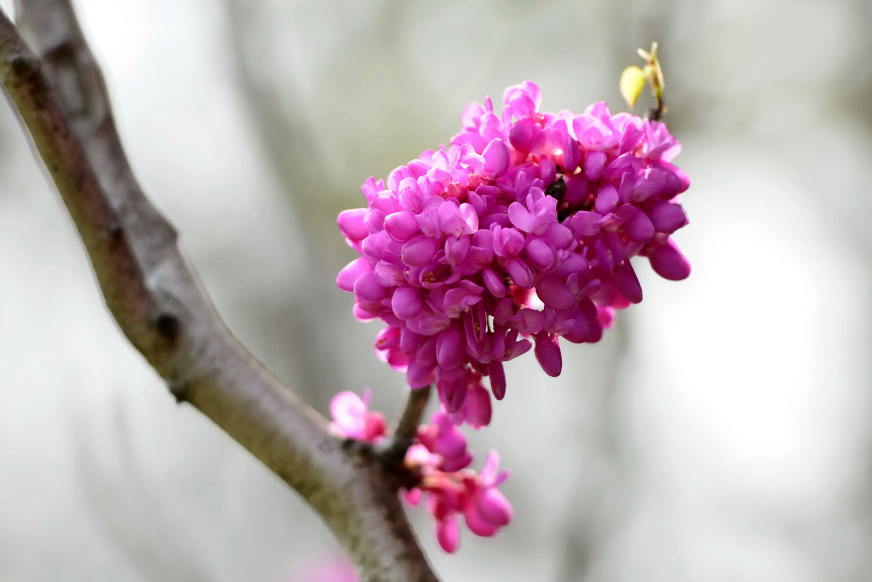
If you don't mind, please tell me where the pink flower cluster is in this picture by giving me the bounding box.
[330,391,512,553]
[337,80,690,419]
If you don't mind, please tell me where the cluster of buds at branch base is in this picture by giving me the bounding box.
[330,390,512,553]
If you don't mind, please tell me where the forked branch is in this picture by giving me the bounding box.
[0,2,437,580]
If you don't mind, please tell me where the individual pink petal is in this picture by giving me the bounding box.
[462,380,492,429]
[374,326,401,351]
[400,328,422,356]
[495,226,525,257]
[623,207,655,242]
[407,360,436,388]
[336,258,370,293]
[329,390,366,437]
[488,361,506,400]
[482,267,507,298]
[360,231,391,262]
[583,150,607,182]
[374,259,405,287]
[384,210,420,242]
[526,238,556,271]
[362,413,388,441]
[535,275,576,311]
[392,285,424,319]
[597,305,615,329]
[509,117,534,151]
[507,258,534,288]
[648,238,691,280]
[431,412,468,458]
[404,487,423,506]
[464,508,500,537]
[416,335,438,366]
[554,254,589,278]
[440,452,473,473]
[352,303,379,321]
[543,222,574,250]
[401,235,440,267]
[481,449,502,482]
[458,203,479,233]
[595,184,619,214]
[510,307,545,335]
[648,200,688,233]
[445,235,471,266]
[354,271,389,302]
[508,339,532,360]
[337,208,369,241]
[595,238,613,273]
[436,324,466,370]
[436,515,460,553]
[612,260,643,304]
[569,211,602,237]
[482,138,510,177]
[507,202,532,232]
[560,314,590,344]
[477,487,513,527]
[534,333,562,377]
[520,81,542,111]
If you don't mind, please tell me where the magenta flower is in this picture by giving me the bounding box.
[404,445,513,553]
[328,389,387,442]
[336,81,691,425]
[327,390,513,555]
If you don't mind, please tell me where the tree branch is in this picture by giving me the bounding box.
[376,385,432,467]
[0,2,437,580]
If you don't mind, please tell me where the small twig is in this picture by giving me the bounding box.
[376,385,432,467]
[646,99,664,121]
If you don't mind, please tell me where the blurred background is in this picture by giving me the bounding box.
[0,0,870,580]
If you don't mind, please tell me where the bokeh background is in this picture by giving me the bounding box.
[1,0,870,580]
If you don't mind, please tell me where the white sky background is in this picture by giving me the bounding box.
[0,0,870,581]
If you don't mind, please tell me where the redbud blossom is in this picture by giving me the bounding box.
[337,80,691,425]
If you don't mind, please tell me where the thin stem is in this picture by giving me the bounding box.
[376,385,432,467]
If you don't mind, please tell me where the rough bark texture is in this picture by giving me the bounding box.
[0,2,438,580]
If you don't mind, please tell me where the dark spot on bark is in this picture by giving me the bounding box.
[156,313,179,339]
[341,437,361,453]
[168,380,188,404]
[9,54,39,78]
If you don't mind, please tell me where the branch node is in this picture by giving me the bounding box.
[155,313,180,340]
[168,379,188,404]
[7,52,39,78]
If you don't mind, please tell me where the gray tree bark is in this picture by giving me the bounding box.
[0,2,438,580]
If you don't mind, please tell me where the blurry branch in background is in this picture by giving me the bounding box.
[224,0,332,251]
[223,0,411,235]
[0,2,438,580]
[223,0,342,409]
[223,0,413,411]
[553,317,632,582]
[73,397,215,582]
